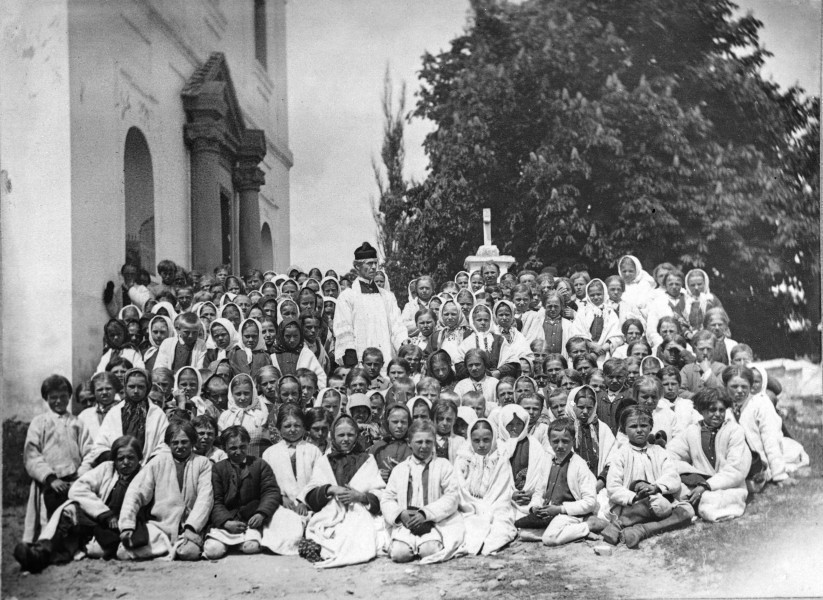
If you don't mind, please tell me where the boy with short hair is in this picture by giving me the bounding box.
[23,375,94,543]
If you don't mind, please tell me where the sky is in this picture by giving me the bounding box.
[286,0,821,273]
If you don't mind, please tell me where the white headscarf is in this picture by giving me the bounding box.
[144,314,175,361]
[237,318,267,361]
[207,317,239,358]
[460,418,505,498]
[151,301,178,321]
[224,373,269,427]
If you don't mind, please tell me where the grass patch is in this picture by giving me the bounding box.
[2,420,30,507]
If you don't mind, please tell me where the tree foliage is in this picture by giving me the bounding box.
[375,0,819,357]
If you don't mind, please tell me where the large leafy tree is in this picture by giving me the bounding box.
[377,0,819,357]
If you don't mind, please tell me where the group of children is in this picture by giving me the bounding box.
[15,255,811,572]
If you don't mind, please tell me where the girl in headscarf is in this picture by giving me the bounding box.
[381,420,465,564]
[205,318,241,370]
[454,270,470,290]
[261,404,323,555]
[230,318,273,379]
[270,319,327,387]
[300,416,386,567]
[618,255,656,317]
[435,299,472,364]
[704,307,737,365]
[369,403,413,482]
[96,319,145,374]
[646,271,692,348]
[492,299,534,364]
[455,419,517,555]
[684,269,724,333]
[571,279,623,364]
[15,435,145,572]
[219,302,243,331]
[455,288,476,321]
[496,404,548,521]
[142,315,174,372]
[151,301,179,321]
[320,276,341,299]
[79,369,168,475]
[196,301,218,325]
[117,420,213,561]
[277,297,300,323]
[279,278,300,301]
[426,349,458,393]
[173,366,219,419]
[469,271,484,294]
[218,374,270,458]
[564,386,616,502]
[456,305,521,380]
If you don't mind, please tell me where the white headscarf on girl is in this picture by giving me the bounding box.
[469,303,495,351]
[237,318,267,362]
[219,293,237,308]
[276,298,300,323]
[320,276,341,297]
[207,318,239,357]
[118,305,143,320]
[173,365,204,411]
[459,418,507,498]
[151,301,178,321]
[197,301,218,319]
[224,373,269,428]
[585,279,607,319]
[564,385,600,452]
[144,314,175,362]
[454,270,471,286]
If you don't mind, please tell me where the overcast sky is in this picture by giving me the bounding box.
[286,0,821,273]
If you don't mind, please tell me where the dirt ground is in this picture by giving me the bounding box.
[3,502,821,600]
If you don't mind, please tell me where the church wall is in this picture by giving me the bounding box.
[1,0,75,420]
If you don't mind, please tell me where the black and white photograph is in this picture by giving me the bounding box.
[1,0,821,598]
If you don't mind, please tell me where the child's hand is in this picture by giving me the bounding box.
[327,485,348,498]
[107,516,119,530]
[50,478,70,494]
[399,509,418,528]
[247,514,265,529]
[540,505,563,518]
[562,307,575,319]
[294,502,309,517]
[336,487,365,506]
[687,486,705,506]
[224,520,247,534]
[634,482,657,498]
[379,469,391,482]
[405,510,426,531]
[512,490,531,506]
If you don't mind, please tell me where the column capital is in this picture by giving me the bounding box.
[233,165,266,192]
[184,121,225,154]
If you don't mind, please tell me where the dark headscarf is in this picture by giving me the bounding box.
[104,318,134,352]
[121,368,152,445]
[327,415,369,486]
[272,318,304,354]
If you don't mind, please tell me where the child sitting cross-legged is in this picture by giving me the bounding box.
[516,418,598,546]
[381,420,465,564]
[202,425,282,559]
[601,407,694,548]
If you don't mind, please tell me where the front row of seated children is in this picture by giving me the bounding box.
[15,362,805,571]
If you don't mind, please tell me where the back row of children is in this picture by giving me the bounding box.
[17,255,809,571]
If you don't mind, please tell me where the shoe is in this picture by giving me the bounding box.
[585,517,609,534]
[601,524,621,546]
[622,525,646,549]
[13,542,52,574]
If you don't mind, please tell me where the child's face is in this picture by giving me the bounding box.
[732,352,753,367]
[620,260,636,283]
[473,309,491,332]
[454,419,468,438]
[299,378,317,404]
[430,358,451,382]
[281,303,298,321]
[466,357,485,380]
[470,425,494,455]
[442,305,460,329]
[93,379,117,407]
[388,363,407,382]
[577,361,593,377]
[665,276,683,299]
[726,375,751,407]
[195,425,216,454]
[519,359,532,377]
[456,274,469,289]
[630,344,650,359]
[225,435,249,465]
[362,355,383,380]
[687,274,706,296]
[607,281,623,303]
[750,370,763,394]
[463,397,485,419]
[695,339,715,362]
[515,380,534,400]
[177,288,193,309]
[280,415,305,443]
[701,400,727,430]
[495,305,513,329]
[636,385,659,412]
[178,370,199,399]
[107,325,126,347]
[545,360,564,384]
[505,415,526,438]
[416,313,436,338]
[625,324,643,344]
[200,305,217,322]
[588,374,606,395]
[261,322,277,348]
[78,388,96,409]
[328,377,345,393]
[281,282,298,300]
[459,296,474,316]
[127,323,143,346]
[333,423,358,453]
[470,273,484,292]
[348,376,369,395]
[572,278,587,299]
[588,284,604,306]
[46,389,70,415]
[115,446,141,478]
[520,397,543,425]
[708,316,726,339]
[410,431,435,461]
[549,429,574,459]
[513,292,530,314]
[659,321,678,342]
[560,376,576,392]
[387,409,410,440]
[606,371,625,392]
[624,415,652,447]
[370,396,385,422]
[232,381,253,408]
[211,324,231,349]
[412,403,430,424]
[406,352,423,373]
[283,324,301,350]
[124,374,148,402]
[435,410,456,436]
[574,396,596,422]
[548,395,566,419]
[497,383,515,406]
[626,364,640,387]
[257,374,277,400]
[206,379,229,410]
[321,393,340,417]
[309,420,329,444]
[661,375,679,400]
[569,343,587,361]
[545,298,562,320]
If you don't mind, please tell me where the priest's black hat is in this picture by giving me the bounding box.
[354,242,378,261]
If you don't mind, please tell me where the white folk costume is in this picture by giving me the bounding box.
[435,299,472,364]
[667,415,751,522]
[261,440,323,555]
[381,454,465,564]
[455,305,522,375]
[646,288,691,348]
[606,441,682,514]
[532,452,598,546]
[22,408,93,543]
[454,375,500,408]
[217,374,270,458]
[77,401,119,442]
[142,315,175,371]
[454,419,517,556]
[571,279,623,363]
[618,255,656,319]
[206,318,240,366]
[495,405,549,517]
[270,342,327,388]
[118,446,213,560]
[154,336,208,371]
[526,307,576,358]
[174,367,219,419]
[683,269,724,334]
[300,428,387,568]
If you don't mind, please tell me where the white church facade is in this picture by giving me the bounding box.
[1,0,292,419]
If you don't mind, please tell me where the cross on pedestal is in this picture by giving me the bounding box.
[483,208,491,246]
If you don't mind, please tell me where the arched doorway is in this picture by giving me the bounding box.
[261,222,274,271]
[124,127,155,272]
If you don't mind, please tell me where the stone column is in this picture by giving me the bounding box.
[234,130,267,274]
[183,82,227,272]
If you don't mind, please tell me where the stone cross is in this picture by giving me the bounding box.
[483,208,491,246]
